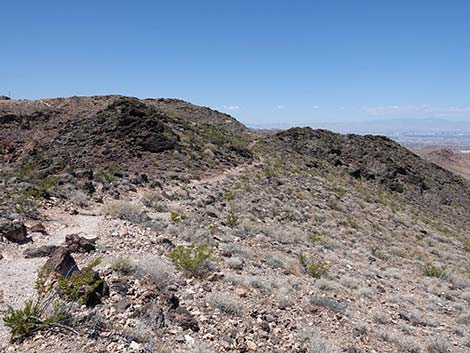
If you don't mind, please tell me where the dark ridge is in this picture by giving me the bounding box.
[275,127,470,212]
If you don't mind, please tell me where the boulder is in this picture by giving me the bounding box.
[65,234,96,253]
[168,306,199,332]
[28,222,48,235]
[0,219,27,242]
[24,245,58,258]
[45,247,80,278]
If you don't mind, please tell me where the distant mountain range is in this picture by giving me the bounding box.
[247,118,470,136]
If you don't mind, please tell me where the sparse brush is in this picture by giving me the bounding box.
[1,300,66,342]
[211,293,242,316]
[423,263,447,279]
[136,255,176,290]
[102,201,148,223]
[167,244,217,277]
[2,300,41,341]
[110,256,136,275]
[142,191,167,211]
[170,210,183,223]
[299,254,329,278]
[225,212,239,227]
[463,241,470,253]
[57,258,103,305]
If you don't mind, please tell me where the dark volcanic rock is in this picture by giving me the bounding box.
[24,245,58,258]
[29,222,48,235]
[168,306,200,332]
[0,219,27,242]
[65,234,96,253]
[275,127,470,211]
[45,247,80,278]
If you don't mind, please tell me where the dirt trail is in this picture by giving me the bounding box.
[0,161,258,344]
[191,160,263,187]
[0,211,103,345]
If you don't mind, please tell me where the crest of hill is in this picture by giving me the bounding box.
[0,96,253,176]
[274,127,470,213]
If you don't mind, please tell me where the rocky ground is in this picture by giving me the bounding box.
[0,97,469,353]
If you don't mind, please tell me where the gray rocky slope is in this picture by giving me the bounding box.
[0,96,469,353]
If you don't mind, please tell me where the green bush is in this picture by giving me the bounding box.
[167,244,217,276]
[225,212,239,227]
[423,263,447,279]
[2,301,40,341]
[57,258,102,304]
[300,254,329,278]
[463,241,470,252]
[170,210,183,223]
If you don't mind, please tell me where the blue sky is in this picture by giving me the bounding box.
[2,1,470,125]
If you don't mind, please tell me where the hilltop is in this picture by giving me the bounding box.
[0,96,469,353]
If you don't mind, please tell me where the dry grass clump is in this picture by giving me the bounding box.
[426,336,450,353]
[423,263,448,279]
[276,286,294,309]
[310,295,348,315]
[102,200,148,223]
[136,255,176,290]
[299,328,338,353]
[210,292,243,317]
[225,257,244,270]
[110,255,136,275]
[141,190,167,211]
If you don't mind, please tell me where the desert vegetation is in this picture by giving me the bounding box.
[1,96,470,352]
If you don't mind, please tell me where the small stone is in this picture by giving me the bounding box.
[129,341,141,351]
[246,340,257,351]
[235,288,248,297]
[29,222,48,235]
[184,334,195,345]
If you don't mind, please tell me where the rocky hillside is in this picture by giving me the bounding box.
[0,95,252,175]
[274,128,470,214]
[1,97,469,353]
[414,148,470,181]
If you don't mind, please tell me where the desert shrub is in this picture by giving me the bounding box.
[142,191,167,211]
[277,287,294,309]
[95,166,121,184]
[110,256,136,275]
[226,257,244,270]
[426,336,450,353]
[167,244,217,277]
[2,301,40,341]
[225,212,239,227]
[170,210,183,223]
[35,265,53,297]
[457,313,470,325]
[310,295,348,315]
[211,293,242,316]
[300,254,329,278]
[299,327,338,353]
[136,255,176,289]
[265,254,285,269]
[463,241,470,252]
[102,201,148,223]
[57,258,102,305]
[263,166,276,178]
[1,300,64,342]
[423,263,447,279]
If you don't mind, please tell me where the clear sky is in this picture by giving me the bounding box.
[2,1,470,125]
